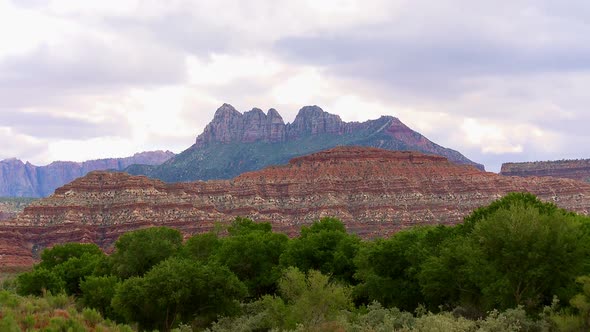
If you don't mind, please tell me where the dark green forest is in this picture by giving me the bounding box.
[3,193,590,331]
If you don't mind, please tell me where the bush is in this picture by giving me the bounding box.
[16,268,64,296]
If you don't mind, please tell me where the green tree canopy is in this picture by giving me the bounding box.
[215,218,288,297]
[16,268,64,296]
[110,226,183,279]
[181,232,221,262]
[355,226,455,310]
[420,196,590,312]
[469,202,587,310]
[280,217,360,284]
[112,258,246,331]
[80,275,121,321]
[38,243,103,270]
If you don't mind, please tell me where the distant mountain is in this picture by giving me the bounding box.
[128,104,483,182]
[501,159,590,183]
[0,151,175,197]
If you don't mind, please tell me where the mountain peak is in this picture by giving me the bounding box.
[195,104,288,147]
[213,103,241,119]
[287,105,344,139]
[187,103,483,175]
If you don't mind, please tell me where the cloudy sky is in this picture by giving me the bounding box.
[1,0,589,172]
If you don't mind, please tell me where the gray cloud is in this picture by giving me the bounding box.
[0,110,130,140]
[0,41,185,90]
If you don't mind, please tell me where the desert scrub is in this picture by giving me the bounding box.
[0,290,133,331]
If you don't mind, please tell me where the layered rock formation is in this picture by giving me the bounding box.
[0,151,175,197]
[0,198,35,221]
[501,159,590,183]
[3,146,590,268]
[135,104,483,182]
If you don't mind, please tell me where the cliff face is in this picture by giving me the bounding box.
[139,104,483,182]
[0,198,35,221]
[3,146,590,268]
[0,151,175,197]
[501,159,590,182]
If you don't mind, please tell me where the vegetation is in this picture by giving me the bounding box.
[4,193,590,331]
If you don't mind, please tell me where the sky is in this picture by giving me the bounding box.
[1,0,590,172]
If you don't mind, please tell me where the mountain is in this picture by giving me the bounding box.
[127,104,483,182]
[501,159,590,183]
[3,146,590,268]
[0,151,175,197]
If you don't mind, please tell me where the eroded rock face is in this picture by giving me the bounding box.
[0,198,36,221]
[196,104,288,146]
[3,146,590,268]
[0,151,175,197]
[501,159,590,182]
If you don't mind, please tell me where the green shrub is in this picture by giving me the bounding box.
[16,267,64,296]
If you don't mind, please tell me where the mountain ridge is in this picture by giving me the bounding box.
[130,104,484,182]
[0,150,175,197]
[501,158,590,182]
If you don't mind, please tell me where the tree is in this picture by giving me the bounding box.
[278,267,353,328]
[38,243,103,270]
[227,216,272,236]
[418,234,482,311]
[461,192,565,233]
[420,195,590,313]
[80,275,121,320]
[16,268,64,296]
[181,232,221,262]
[215,218,289,297]
[468,202,587,310]
[280,217,360,284]
[355,226,454,310]
[110,227,183,279]
[112,258,246,331]
[53,252,105,296]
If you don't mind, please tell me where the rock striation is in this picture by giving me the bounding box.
[0,151,175,197]
[138,104,484,182]
[0,198,36,221]
[501,159,590,183]
[2,146,590,268]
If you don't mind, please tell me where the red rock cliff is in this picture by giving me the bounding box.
[2,147,590,268]
[501,159,590,183]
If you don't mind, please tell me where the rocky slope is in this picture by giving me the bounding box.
[128,104,483,182]
[0,151,175,197]
[0,197,36,221]
[501,159,590,182]
[2,146,590,268]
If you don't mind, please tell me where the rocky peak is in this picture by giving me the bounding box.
[198,104,245,145]
[287,105,344,139]
[242,108,268,143]
[213,103,242,119]
[1,158,25,166]
[196,104,287,147]
[266,108,286,142]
